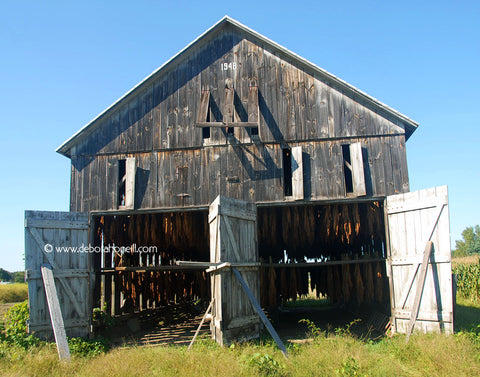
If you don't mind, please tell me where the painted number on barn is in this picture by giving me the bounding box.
[221,62,237,71]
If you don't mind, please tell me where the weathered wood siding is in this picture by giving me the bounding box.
[71,136,408,212]
[25,211,91,339]
[68,26,409,212]
[209,196,260,345]
[385,186,453,334]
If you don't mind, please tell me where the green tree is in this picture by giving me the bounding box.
[454,225,480,257]
[0,268,12,282]
[12,271,25,283]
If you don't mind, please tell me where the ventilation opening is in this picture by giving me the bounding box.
[202,127,210,139]
[342,145,354,194]
[250,126,259,136]
[283,148,293,196]
[118,159,126,207]
[202,107,211,139]
[227,127,234,137]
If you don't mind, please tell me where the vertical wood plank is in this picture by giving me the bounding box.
[41,264,71,361]
[124,157,136,209]
[291,146,304,200]
[350,142,366,196]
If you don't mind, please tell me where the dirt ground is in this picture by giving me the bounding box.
[98,301,389,347]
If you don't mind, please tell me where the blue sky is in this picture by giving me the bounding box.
[1,1,479,271]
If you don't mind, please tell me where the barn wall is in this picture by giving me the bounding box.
[70,135,408,212]
[68,25,410,213]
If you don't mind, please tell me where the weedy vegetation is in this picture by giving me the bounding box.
[0,283,28,304]
[0,257,479,376]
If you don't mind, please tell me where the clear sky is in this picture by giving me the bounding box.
[1,0,479,272]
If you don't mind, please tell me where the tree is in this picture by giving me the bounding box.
[12,271,25,283]
[454,225,480,257]
[0,268,12,282]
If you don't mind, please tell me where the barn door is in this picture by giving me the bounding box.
[25,211,91,339]
[208,196,260,346]
[385,186,453,335]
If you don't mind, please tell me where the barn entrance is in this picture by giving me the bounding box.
[257,201,391,338]
[25,186,453,348]
[90,210,211,344]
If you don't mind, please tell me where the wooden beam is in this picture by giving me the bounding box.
[41,264,71,361]
[405,241,434,343]
[188,300,213,350]
[25,219,89,230]
[224,79,234,123]
[232,267,288,358]
[260,259,385,268]
[248,85,259,123]
[197,90,210,123]
[195,122,259,128]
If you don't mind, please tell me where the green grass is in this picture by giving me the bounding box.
[0,283,28,304]
[1,295,480,377]
[455,295,480,332]
[1,261,480,376]
[1,329,479,377]
[283,296,331,309]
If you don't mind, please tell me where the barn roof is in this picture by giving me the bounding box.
[57,16,418,158]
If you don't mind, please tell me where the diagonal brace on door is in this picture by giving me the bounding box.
[396,203,446,310]
[405,241,434,343]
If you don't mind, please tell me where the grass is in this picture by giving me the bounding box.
[1,296,480,377]
[1,329,479,377]
[0,283,27,304]
[455,295,480,332]
[1,260,480,376]
[452,255,479,268]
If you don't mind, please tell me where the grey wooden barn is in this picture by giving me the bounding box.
[25,16,453,347]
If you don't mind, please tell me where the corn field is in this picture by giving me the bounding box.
[454,261,480,301]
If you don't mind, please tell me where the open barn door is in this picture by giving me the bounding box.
[25,211,91,339]
[208,196,261,346]
[385,186,453,336]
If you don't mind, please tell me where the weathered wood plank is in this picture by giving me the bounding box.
[197,90,210,123]
[291,146,304,200]
[124,157,136,209]
[232,268,287,358]
[248,85,259,123]
[41,264,71,361]
[350,142,366,196]
[405,241,433,343]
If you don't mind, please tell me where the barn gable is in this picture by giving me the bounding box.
[57,16,417,159]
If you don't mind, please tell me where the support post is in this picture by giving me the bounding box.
[232,268,288,358]
[41,264,71,361]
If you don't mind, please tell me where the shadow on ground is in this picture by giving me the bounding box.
[97,300,390,348]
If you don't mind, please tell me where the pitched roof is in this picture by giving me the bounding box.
[57,16,418,158]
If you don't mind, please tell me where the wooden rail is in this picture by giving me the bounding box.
[99,258,386,273]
